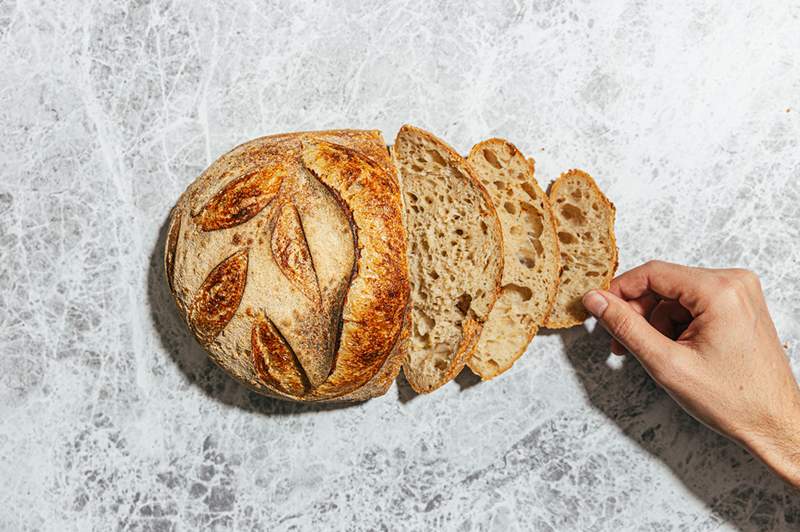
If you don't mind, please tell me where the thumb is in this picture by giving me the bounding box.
[582,289,678,367]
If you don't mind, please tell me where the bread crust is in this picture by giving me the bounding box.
[165,130,410,402]
[394,125,504,394]
[465,139,561,380]
[544,169,618,328]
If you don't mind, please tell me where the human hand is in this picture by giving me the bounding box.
[581,260,800,488]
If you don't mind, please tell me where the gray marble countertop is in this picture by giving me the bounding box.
[2,1,799,530]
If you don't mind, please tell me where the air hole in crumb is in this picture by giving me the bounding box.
[503,283,533,302]
[586,271,600,277]
[532,239,544,255]
[480,221,488,234]
[483,149,501,169]
[583,232,594,242]
[521,203,544,237]
[592,202,599,211]
[503,201,516,215]
[558,231,577,244]
[407,192,418,203]
[571,189,582,200]
[425,196,433,204]
[430,270,440,280]
[556,198,565,203]
[494,180,506,190]
[455,293,473,316]
[518,251,536,268]
[520,182,537,200]
[416,311,435,337]
[428,150,446,166]
[509,225,521,236]
[560,203,586,225]
[411,164,423,172]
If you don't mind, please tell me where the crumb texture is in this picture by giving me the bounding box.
[467,140,561,379]
[545,170,617,328]
[394,125,503,393]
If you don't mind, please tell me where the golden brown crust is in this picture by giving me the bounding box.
[194,165,284,230]
[302,141,410,399]
[189,249,249,344]
[544,169,617,328]
[332,304,411,402]
[251,312,308,396]
[166,129,409,403]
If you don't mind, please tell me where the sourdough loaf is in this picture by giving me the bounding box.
[393,125,504,393]
[544,169,618,328]
[165,130,410,402]
[466,139,561,379]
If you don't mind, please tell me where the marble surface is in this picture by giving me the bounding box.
[1,1,799,530]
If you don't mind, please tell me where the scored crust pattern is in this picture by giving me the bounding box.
[169,131,409,402]
[189,249,249,344]
[251,312,308,396]
[194,165,284,231]
[269,201,321,305]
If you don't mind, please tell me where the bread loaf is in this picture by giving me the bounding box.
[165,130,410,402]
[465,139,561,379]
[544,169,617,328]
[166,126,621,401]
[393,125,504,393]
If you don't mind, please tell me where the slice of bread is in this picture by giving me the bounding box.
[393,125,504,393]
[544,169,617,328]
[465,139,561,379]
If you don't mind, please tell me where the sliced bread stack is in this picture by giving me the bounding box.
[393,125,505,393]
[395,126,617,390]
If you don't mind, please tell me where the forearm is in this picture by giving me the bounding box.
[744,418,800,489]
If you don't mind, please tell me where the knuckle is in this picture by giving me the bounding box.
[714,269,761,306]
[717,282,742,306]
[736,268,761,288]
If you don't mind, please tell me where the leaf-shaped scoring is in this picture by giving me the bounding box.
[270,201,321,305]
[251,313,307,396]
[189,249,248,343]
[194,165,284,231]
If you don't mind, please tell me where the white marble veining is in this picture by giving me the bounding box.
[1,1,799,530]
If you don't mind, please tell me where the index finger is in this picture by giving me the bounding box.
[608,260,714,316]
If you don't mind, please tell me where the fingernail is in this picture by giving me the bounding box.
[583,290,609,318]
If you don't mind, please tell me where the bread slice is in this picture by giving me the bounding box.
[393,125,504,393]
[544,169,617,328]
[465,139,561,379]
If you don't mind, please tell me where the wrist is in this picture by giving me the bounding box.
[743,409,800,489]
